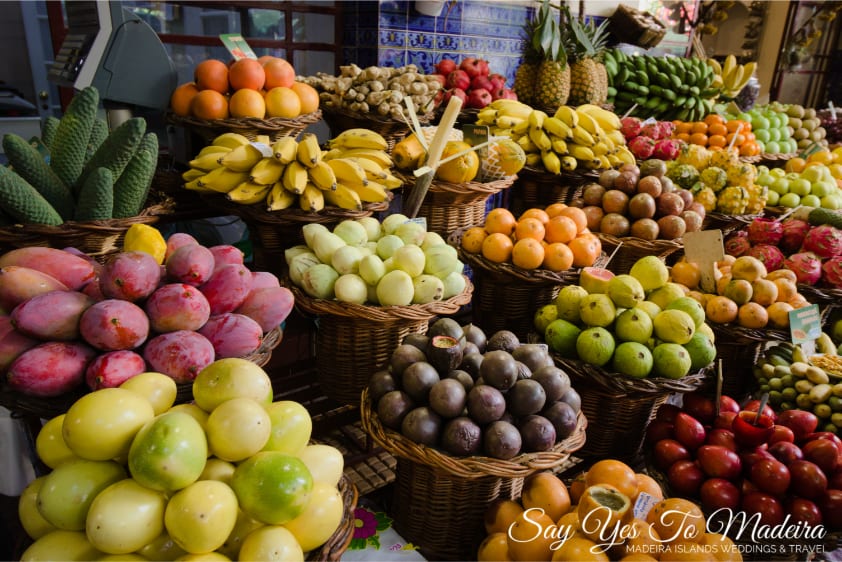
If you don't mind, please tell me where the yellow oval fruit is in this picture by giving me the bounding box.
[435,141,480,183]
[36,414,78,469]
[123,224,167,265]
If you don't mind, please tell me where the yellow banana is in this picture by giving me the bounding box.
[615,146,636,165]
[188,152,226,172]
[299,182,325,212]
[577,104,621,132]
[212,132,251,149]
[183,178,213,192]
[706,57,722,76]
[226,181,272,205]
[576,112,604,138]
[347,156,387,181]
[569,144,596,162]
[266,182,296,211]
[592,142,610,157]
[525,152,541,167]
[219,143,264,172]
[528,109,547,129]
[330,128,388,151]
[197,168,250,193]
[606,129,626,147]
[551,138,569,155]
[542,117,573,141]
[349,179,389,203]
[607,153,623,167]
[326,158,368,187]
[381,172,403,190]
[571,126,596,147]
[741,62,757,83]
[477,108,498,122]
[511,119,531,136]
[255,134,272,146]
[330,148,393,168]
[516,134,539,153]
[496,116,525,129]
[181,168,205,182]
[249,157,285,186]
[528,127,552,152]
[197,145,231,157]
[324,182,363,211]
[595,155,611,169]
[554,105,579,128]
[724,65,744,92]
[560,156,577,171]
[307,160,337,191]
[541,150,561,174]
[722,54,737,80]
[281,161,308,195]
[272,137,298,164]
[296,133,323,168]
[490,99,532,120]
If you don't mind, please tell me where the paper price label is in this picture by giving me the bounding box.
[683,230,724,294]
[220,34,257,60]
[633,491,659,520]
[789,304,821,357]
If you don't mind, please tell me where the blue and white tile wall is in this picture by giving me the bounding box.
[342,1,535,88]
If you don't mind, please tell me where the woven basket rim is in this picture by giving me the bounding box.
[361,387,588,479]
[201,192,390,225]
[710,321,790,342]
[799,282,842,304]
[517,163,600,182]
[426,175,515,196]
[287,275,473,320]
[595,231,684,252]
[553,354,711,395]
[321,105,434,126]
[705,211,763,225]
[167,110,322,131]
[306,473,358,561]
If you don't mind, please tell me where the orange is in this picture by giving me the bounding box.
[646,498,705,545]
[808,149,834,165]
[264,87,302,118]
[262,58,295,89]
[670,261,701,289]
[507,508,556,562]
[191,90,229,120]
[785,157,807,173]
[707,135,726,149]
[482,232,514,263]
[584,459,638,499]
[551,536,609,562]
[772,278,797,302]
[257,55,277,66]
[750,278,778,306]
[512,238,545,269]
[484,499,524,535]
[543,242,574,272]
[704,113,726,127]
[743,131,756,143]
[675,122,693,135]
[519,208,550,225]
[545,203,568,218]
[689,132,708,146]
[478,532,513,562]
[485,208,517,236]
[290,82,320,114]
[789,293,810,309]
[569,472,587,504]
[194,59,230,93]
[691,122,708,135]
[170,82,200,117]
[708,123,728,137]
[725,120,748,133]
[228,58,266,91]
[632,473,664,504]
[737,302,768,329]
[739,142,759,157]
[705,295,738,324]
[676,133,691,143]
[557,207,588,233]
[725,132,745,147]
[568,234,602,267]
[461,226,488,254]
[227,88,266,118]
[545,216,579,244]
[515,217,546,241]
[522,472,571,522]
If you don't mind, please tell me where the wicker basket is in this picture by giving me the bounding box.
[166,111,323,143]
[596,233,683,275]
[609,3,667,48]
[553,354,709,463]
[703,212,762,237]
[360,387,587,561]
[321,106,432,151]
[150,165,217,223]
[417,176,514,236]
[288,278,473,406]
[507,165,597,216]
[798,283,842,307]
[306,474,359,562]
[706,340,765,402]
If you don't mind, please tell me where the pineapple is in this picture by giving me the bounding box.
[566,13,611,105]
[531,0,571,110]
[514,17,541,105]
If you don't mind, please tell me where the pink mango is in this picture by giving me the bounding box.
[99,251,162,302]
[235,286,294,333]
[79,299,150,350]
[209,245,244,271]
[165,244,215,286]
[0,266,68,311]
[199,313,263,358]
[142,330,215,384]
[199,264,252,315]
[81,279,105,302]
[250,271,281,290]
[164,232,199,262]
[0,247,96,290]
[85,350,147,390]
[11,290,94,341]
[145,283,211,333]
[7,341,97,397]
[0,316,39,372]
[62,247,105,278]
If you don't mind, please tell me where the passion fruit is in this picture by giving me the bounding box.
[426,335,464,375]
[441,416,482,456]
[518,415,557,452]
[401,362,440,403]
[401,406,442,446]
[428,378,467,418]
[483,420,522,460]
[390,344,426,378]
[480,350,518,391]
[486,330,520,353]
[377,390,415,430]
[506,379,547,417]
[466,384,506,424]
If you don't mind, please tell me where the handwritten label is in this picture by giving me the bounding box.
[407,217,427,229]
[683,230,724,294]
[633,491,659,520]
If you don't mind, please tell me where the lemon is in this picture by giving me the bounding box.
[123,224,167,264]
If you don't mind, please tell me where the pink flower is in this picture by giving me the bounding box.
[353,507,378,539]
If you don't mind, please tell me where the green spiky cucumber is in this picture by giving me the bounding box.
[2,133,75,220]
[112,133,159,218]
[49,86,99,189]
[77,117,145,192]
[85,118,109,165]
[0,166,63,225]
[74,167,113,221]
[41,116,60,149]
[807,207,842,230]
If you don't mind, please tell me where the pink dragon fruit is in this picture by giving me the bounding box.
[822,256,842,288]
[653,139,681,160]
[746,217,784,245]
[745,244,785,272]
[641,121,662,140]
[725,231,751,257]
[780,219,811,253]
[629,136,656,159]
[621,116,642,140]
[657,121,676,139]
[802,225,842,259]
[784,251,823,285]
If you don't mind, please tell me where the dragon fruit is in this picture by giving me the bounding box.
[746,218,784,245]
[657,121,676,139]
[784,252,823,285]
[653,139,681,160]
[745,244,785,272]
[641,122,662,140]
[621,116,642,140]
[629,136,656,159]
[725,231,751,257]
[780,219,811,253]
[802,225,842,259]
[823,256,842,288]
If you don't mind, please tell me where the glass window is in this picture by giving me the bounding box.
[293,12,333,43]
[248,9,285,40]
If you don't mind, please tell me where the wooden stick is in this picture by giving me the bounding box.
[621,104,638,119]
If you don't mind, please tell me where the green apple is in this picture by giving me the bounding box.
[771,168,787,179]
[765,189,780,206]
[789,178,812,196]
[756,172,774,187]
[770,177,790,195]
[780,127,791,140]
[779,192,802,208]
[822,195,842,210]
[752,115,770,131]
[754,129,771,144]
[766,141,781,154]
[801,194,822,208]
[811,179,837,197]
[801,166,824,183]
[769,129,781,143]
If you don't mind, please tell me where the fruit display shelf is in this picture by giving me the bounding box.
[414,175,515,237]
[360,387,586,561]
[166,110,323,143]
[508,165,599,217]
[595,232,683,275]
[321,106,433,152]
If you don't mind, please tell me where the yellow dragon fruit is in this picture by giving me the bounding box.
[726,162,758,187]
[676,144,711,170]
[744,184,767,215]
[700,166,728,192]
[694,187,717,212]
[716,186,749,215]
[708,148,740,170]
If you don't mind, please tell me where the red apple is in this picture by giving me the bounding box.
[719,395,740,415]
[713,411,737,430]
[819,489,842,530]
[488,73,507,90]
[739,445,775,476]
[667,459,706,497]
[466,88,492,109]
[674,411,706,451]
[460,57,489,78]
[682,392,716,425]
[769,424,795,444]
[804,431,842,450]
[697,445,742,480]
[443,88,467,105]
[742,491,785,526]
[436,58,458,75]
[789,459,828,499]
[788,497,823,527]
[470,75,494,92]
[446,70,470,90]
[653,439,690,471]
[750,458,791,496]
[700,478,741,511]
[491,87,517,101]
[803,438,840,474]
[777,409,819,442]
[705,428,737,452]
[768,441,804,465]
[645,419,675,445]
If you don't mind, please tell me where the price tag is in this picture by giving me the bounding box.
[682,230,724,294]
[789,304,821,357]
[408,217,427,229]
[641,117,657,126]
[220,34,258,60]
[463,124,490,177]
[633,491,659,520]
[251,141,273,158]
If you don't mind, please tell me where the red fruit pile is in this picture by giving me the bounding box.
[432,58,516,109]
[621,116,680,160]
[0,238,294,397]
[646,392,842,531]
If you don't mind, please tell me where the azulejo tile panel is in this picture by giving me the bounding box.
[380,29,406,47]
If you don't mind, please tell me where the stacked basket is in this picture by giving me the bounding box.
[596,233,684,275]
[507,165,598,217]
[710,323,791,401]
[416,176,515,237]
[167,111,323,144]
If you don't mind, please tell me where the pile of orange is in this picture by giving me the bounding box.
[672,114,760,157]
[170,56,319,121]
[461,204,602,272]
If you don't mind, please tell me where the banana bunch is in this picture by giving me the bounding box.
[604,49,720,122]
[475,99,634,174]
[182,129,401,212]
[706,55,757,100]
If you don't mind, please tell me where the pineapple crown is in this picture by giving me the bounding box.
[563,6,610,62]
[530,0,567,65]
